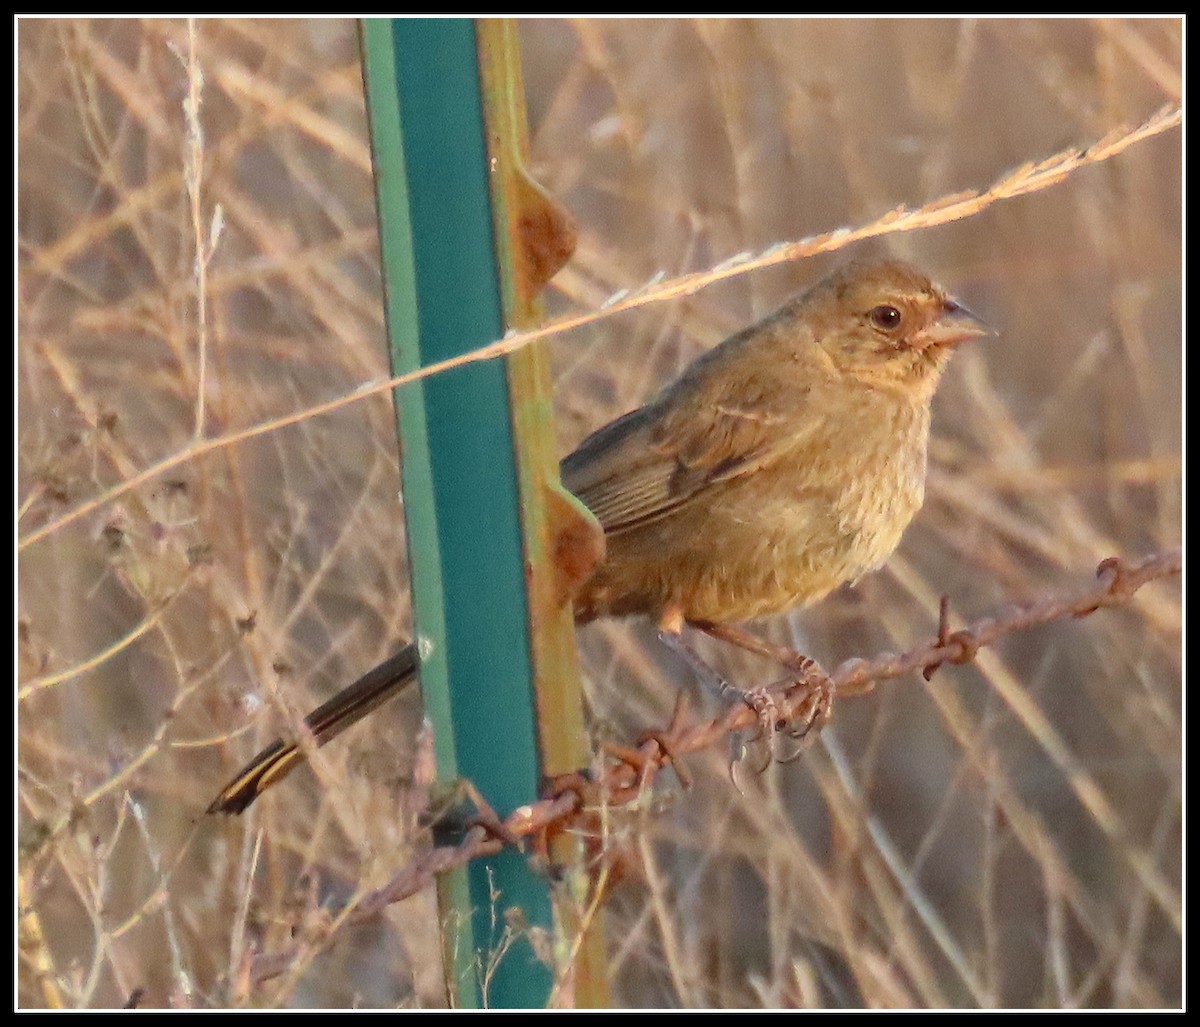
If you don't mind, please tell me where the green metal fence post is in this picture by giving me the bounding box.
[360,17,605,1009]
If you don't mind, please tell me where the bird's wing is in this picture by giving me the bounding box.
[560,390,806,535]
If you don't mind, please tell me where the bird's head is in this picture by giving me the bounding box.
[805,258,993,398]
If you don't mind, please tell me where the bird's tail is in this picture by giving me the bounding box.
[206,644,419,815]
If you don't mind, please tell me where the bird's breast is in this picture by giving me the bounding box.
[574,395,931,625]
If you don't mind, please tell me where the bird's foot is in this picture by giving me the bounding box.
[657,612,835,783]
[779,672,835,750]
[729,669,835,788]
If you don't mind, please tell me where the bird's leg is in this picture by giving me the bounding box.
[690,620,818,675]
[657,606,743,703]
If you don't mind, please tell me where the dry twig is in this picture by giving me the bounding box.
[18,103,1181,554]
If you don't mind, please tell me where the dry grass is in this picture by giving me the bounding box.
[17,16,1181,1009]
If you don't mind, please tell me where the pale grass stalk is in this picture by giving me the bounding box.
[886,554,1180,932]
[214,62,374,173]
[1111,790,1179,1006]
[926,464,1180,639]
[35,648,225,854]
[478,865,520,1010]
[273,445,384,642]
[73,23,174,142]
[863,597,1147,999]
[180,19,210,439]
[602,811,662,981]
[17,481,47,521]
[170,717,260,751]
[601,784,740,986]
[1089,19,1182,98]
[1045,842,1073,1005]
[263,876,377,1008]
[128,797,192,1000]
[1110,285,1181,544]
[18,872,65,1008]
[979,749,1001,1005]
[19,597,176,699]
[24,46,361,286]
[929,351,1181,625]
[547,805,613,1008]
[813,738,967,1006]
[229,828,264,1004]
[871,592,1165,1006]
[196,146,381,343]
[19,103,1180,555]
[963,456,1181,491]
[219,621,403,874]
[77,795,133,1005]
[1070,946,1122,1007]
[636,828,701,1005]
[639,786,855,995]
[764,760,790,1007]
[929,759,984,876]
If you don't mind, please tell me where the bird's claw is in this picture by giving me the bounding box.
[729,672,835,778]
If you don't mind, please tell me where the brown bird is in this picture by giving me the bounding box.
[208,258,992,814]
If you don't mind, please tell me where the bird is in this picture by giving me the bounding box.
[207,257,992,814]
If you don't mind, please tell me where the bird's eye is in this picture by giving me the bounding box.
[869,305,903,330]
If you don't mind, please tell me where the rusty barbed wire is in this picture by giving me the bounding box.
[244,547,1180,986]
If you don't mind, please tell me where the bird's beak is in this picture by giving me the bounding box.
[915,298,995,350]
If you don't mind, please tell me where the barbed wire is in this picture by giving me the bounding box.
[242,547,1181,986]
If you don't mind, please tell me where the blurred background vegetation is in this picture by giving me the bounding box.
[17,17,1181,1009]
